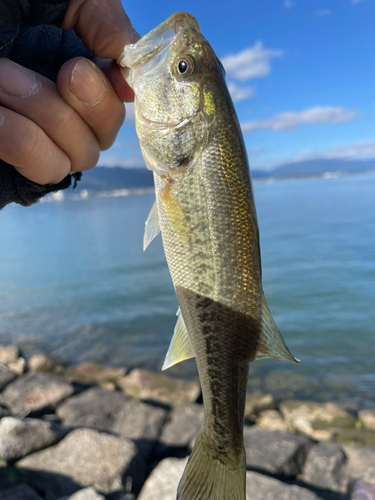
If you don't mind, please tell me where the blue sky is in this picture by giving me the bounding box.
[99,0,375,170]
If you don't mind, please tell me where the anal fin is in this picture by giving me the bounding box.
[162,309,195,370]
[255,293,299,364]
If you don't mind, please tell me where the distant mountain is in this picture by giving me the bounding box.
[77,167,153,191]
[75,160,375,192]
[269,159,375,179]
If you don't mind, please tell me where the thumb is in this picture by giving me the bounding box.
[62,0,141,60]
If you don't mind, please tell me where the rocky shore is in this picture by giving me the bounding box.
[0,344,374,500]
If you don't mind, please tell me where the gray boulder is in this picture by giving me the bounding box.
[350,480,375,499]
[246,470,323,500]
[0,484,43,500]
[0,365,17,392]
[137,457,187,500]
[0,416,69,462]
[343,445,375,484]
[56,487,105,500]
[56,387,167,462]
[17,428,147,498]
[1,373,74,417]
[156,403,204,457]
[243,428,313,477]
[0,345,19,365]
[300,441,348,492]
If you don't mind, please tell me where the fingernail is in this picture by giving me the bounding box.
[0,59,41,98]
[129,26,141,43]
[70,59,107,106]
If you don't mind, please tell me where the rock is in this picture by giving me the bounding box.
[118,369,200,407]
[137,457,186,500]
[28,354,67,375]
[246,470,322,500]
[335,428,375,447]
[358,410,375,431]
[0,345,19,365]
[0,365,18,391]
[244,393,276,422]
[300,441,348,492]
[280,400,355,438]
[8,357,26,375]
[350,480,375,500]
[243,428,313,477]
[56,487,105,500]
[17,428,147,498]
[255,410,289,432]
[1,373,74,417]
[0,416,69,462]
[0,484,43,500]
[56,387,167,462]
[137,457,321,500]
[65,362,126,386]
[343,445,375,484]
[156,403,204,458]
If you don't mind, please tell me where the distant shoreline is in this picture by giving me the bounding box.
[39,169,375,203]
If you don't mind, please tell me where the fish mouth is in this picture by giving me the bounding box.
[136,110,195,130]
[118,12,200,74]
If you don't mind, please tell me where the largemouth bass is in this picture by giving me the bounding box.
[119,12,298,500]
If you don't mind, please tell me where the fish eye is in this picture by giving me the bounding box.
[177,55,195,78]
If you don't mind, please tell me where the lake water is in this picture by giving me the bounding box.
[1,174,375,410]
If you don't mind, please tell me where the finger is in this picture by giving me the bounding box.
[0,59,100,174]
[0,106,71,185]
[99,59,135,103]
[62,0,141,60]
[57,57,125,150]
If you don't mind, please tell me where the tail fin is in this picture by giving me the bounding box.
[177,428,246,500]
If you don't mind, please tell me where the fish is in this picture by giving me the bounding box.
[118,12,298,500]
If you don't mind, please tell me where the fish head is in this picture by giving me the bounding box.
[119,12,226,181]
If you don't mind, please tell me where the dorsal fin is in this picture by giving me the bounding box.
[255,293,299,364]
[143,200,160,251]
[162,309,195,370]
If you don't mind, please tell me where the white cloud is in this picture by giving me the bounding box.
[284,0,296,8]
[241,106,358,134]
[221,42,284,81]
[227,83,255,102]
[316,9,331,16]
[252,140,375,170]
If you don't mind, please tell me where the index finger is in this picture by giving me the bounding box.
[62,0,141,60]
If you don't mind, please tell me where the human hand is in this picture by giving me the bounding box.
[0,0,140,185]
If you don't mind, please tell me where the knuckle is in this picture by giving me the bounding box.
[72,140,100,172]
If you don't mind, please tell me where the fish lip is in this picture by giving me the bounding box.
[117,12,200,71]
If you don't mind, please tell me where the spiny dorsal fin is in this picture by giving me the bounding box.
[162,310,195,370]
[255,293,299,364]
[143,200,160,251]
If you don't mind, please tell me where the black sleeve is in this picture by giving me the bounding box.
[0,0,93,210]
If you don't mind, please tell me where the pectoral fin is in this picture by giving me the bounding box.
[162,309,195,370]
[143,200,160,251]
[255,293,299,364]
